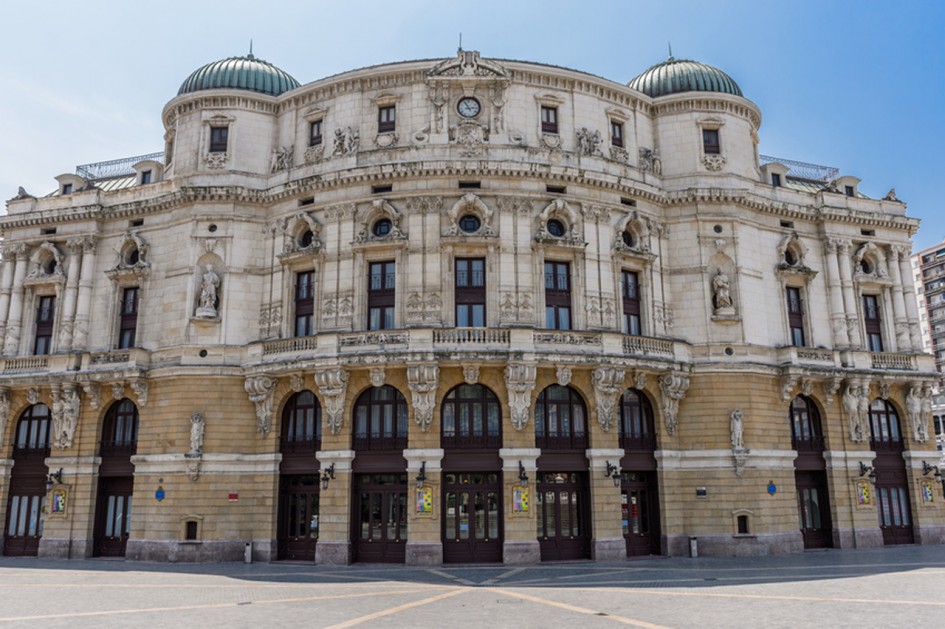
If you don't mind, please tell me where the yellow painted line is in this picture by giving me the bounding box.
[322,588,467,629]
[570,586,945,607]
[486,587,672,629]
[0,588,426,622]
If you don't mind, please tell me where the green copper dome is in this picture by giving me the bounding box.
[178,54,300,97]
[628,57,742,98]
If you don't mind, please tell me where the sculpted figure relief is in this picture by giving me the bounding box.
[712,270,734,313]
[190,412,205,455]
[730,408,745,449]
[195,264,220,318]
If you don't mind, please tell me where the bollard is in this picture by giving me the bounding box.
[244,542,252,564]
[689,536,698,558]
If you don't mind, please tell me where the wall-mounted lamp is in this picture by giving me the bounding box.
[518,461,529,488]
[416,461,427,489]
[320,463,336,491]
[859,462,877,485]
[45,468,63,493]
[605,461,621,487]
[923,461,943,484]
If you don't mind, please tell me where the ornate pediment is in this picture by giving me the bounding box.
[427,50,510,80]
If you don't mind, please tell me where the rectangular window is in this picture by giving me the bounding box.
[845,185,855,197]
[295,271,314,337]
[209,126,228,153]
[455,258,486,327]
[309,119,323,146]
[611,121,624,147]
[118,287,140,349]
[622,270,641,335]
[544,261,571,330]
[140,170,152,185]
[863,294,883,352]
[378,106,396,133]
[33,295,55,355]
[771,173,782,187]
[368,261,396,330]
[61,183,72,194]
[541,106,558,134]
[702,128,720,154]
[786,286,805,347]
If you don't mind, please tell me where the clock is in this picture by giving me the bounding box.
[457,97,481,118]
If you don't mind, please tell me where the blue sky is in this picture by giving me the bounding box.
[1,0,943,250]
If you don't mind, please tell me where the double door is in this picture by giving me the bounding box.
[353,473,407,563]
[93,476,134,557]
[620,471,660,556]
[3,474,46,557]
[536,472,589,561]
[277,475,320,561]
[442,472,502,563]
[875,462,914,546]
[794,471,832,549]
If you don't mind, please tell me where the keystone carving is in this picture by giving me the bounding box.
[407,364,440,432]
[556,365,573,387]
[244,375,277,437]
[592,366,625,432]
[111,382,125,401]
[27,387,40,405]
[370,366,386,388]
[130,380,148,406]
[82,383,101,411]
[505,362,537,431]
[463,365,480,385]
[314,368,349,435]
[659,371,690,436]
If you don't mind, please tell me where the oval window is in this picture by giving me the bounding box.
[784,249,797,266]
[459,215,481,234]
[373,218,392,237]
[547,219,566,238]
[622,230,635,248]
[300,229,314,248]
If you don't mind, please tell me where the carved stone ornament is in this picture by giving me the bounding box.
[189,412,205,456]
[575,127,603,156]
[659,372,690,436]
[638,147,662,175]
[448,121,489,156]
[314,367,349,435]
[702,154,726,171]
[244,375,277,437]
[27,386,40,405]
[730,409,745,450]
[204,152,227,169]
[824,377,842,404]
[505,362,537,431]
[111,382,125,401]
[801,379,814,398]
[842,379,870,443]
[463,365,480,385]
[445,193,496,237]
[407,364,440,432]
[106,231,151,281]
[374,133,399,149]
[535,198,583,245]
[289,373,304,393]
[0,388,9,449]
[852,242,889,280]
[780,376,797,402]
[281,211,322,256]
[52,385,80,450]
[556,365,573,387]
[906,383,929,443]
[269,145,294,173]
[634,371,647,391]
[303,143,324,163]
[733,448,750,478]
[356,199,406,243]
[613,210,652,255]
[130,380,148,407]
[370,367,386,388]
[332,126,359,156]
[592,366,625,432]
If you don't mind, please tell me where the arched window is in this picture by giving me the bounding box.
[441,384,501,449]
[535,385,587,450]
[869,399,903,451]
[618,388,655,451]
[353,385,408,451]
[281,390,321,453]
[14,404,51,454]
[789,395,824,451]
[101,399,139,455]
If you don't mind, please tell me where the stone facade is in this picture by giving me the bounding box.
[0,50,942,563]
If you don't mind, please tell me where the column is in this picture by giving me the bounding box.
[2,245,30,355]
[836,240,862,348]
[824,239,850,347]
[71,237,96,350]
[586,448,625,561]
[897,246,922,351]
[886,246,909,352]
[499,447,541,563]
[57,240,84,351]
[314,449,355,565]
[402,448,444,565]
[0,244,22,342]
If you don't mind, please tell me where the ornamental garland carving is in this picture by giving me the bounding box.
[281,211,322,255]
[702,154,726,171]
[659,371,690,436]
[314,367,349,435]
[204,152,227,169]
[505,362,537,431]
[592,366,625,432]
[445,193,497,237]
[244,375,277,437]
[407,364,439,432]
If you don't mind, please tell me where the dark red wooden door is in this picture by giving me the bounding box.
[93,476,134,557]
[442,472,502,563]
[353,474,407,563]
[621,471,660,556]
[536,472,590,561]
[795,471,833,549]
[277,475,320,560]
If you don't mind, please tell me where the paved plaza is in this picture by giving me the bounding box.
[1,546,944,628]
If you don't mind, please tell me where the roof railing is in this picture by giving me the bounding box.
[759,155,839,182]
[76,152,164,181]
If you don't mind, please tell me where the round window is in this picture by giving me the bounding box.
[127,248,140,266]
[547,219,566,238]
[43,259,56,275]
[459,214,481,234]
[622,230,635,248]
[373,218,392,237]
[299,229,314,248]
[784,249,797,266]
[860,259,873,274]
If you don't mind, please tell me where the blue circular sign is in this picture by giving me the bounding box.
[767,482,777,495]
[155,487,165,501]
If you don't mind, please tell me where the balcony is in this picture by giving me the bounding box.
[262,336,317,356]
[870,352,917,371]
[83,348,150,371]
[622,335,674,358]
[778,346,837,367]
[433,328,510,345]
[0,356,49,374]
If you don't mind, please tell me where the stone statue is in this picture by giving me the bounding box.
[883,188,898,202]
[920,384,934,442]
[730,408,745,449]
[906,384,925,442]
[195,264,220,318]
[269,145,294,173]
[189,412,205,455]
[0,390,9,448]
[712,270,734,313]
[856,385,870,441]
[14,186,32,200]
[61,387,80,448]
[843,381,864,442]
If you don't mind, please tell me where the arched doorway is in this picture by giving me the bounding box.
[3,404,51,556]
[618,388,661,556]
[277,390,322,561]
[869,398,914,545]
[93,398,138,557]
[535,385,590,561]
[789,395,832,549]
[351,385,408,563]
[440,383,502,563]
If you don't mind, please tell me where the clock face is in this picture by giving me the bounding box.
[457,97,481,118]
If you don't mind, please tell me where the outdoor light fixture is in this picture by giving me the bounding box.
[859,461,877,485]
[605,461,621,487]
[45,468,63,493]
[518,461,529,488]
[922,461,943,484]
[320,463,336,490]
[416,461,427,489]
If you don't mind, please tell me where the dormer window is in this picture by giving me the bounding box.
[703,129,720,154]
[209,126,228,153]
[845,186,855,197]
[771,173,782,187]
[62,183,73,195]
[309,119,323,146]
[541,106,558,134]
[140,170,152,185]
[378,106,396,133]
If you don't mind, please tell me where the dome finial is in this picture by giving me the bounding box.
[248,39,254,59]
[667,42,674,61]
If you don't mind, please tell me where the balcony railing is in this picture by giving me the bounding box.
[533,331,601,346]
[262,336,317,356]
[339,332,409,347]
[619,434,657,451]
[353,434,408,451]
[442,434,503,449]
[870,353,916,371]
[870,437,904,453]
[1,356,49,374]
[433,328,510,345]
[536,434,589,450]
[791,435,825,452]
[623,335,674,357]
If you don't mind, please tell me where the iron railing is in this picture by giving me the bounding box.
[759,155,839,182]
[76,152,163,180]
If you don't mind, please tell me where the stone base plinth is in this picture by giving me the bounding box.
[316,541,352,565]
[406,541,443,565]
[591,537,625,561]
[666,532,803,557]
[503,540,540,564]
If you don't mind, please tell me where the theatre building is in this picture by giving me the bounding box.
[1,50,943,563]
